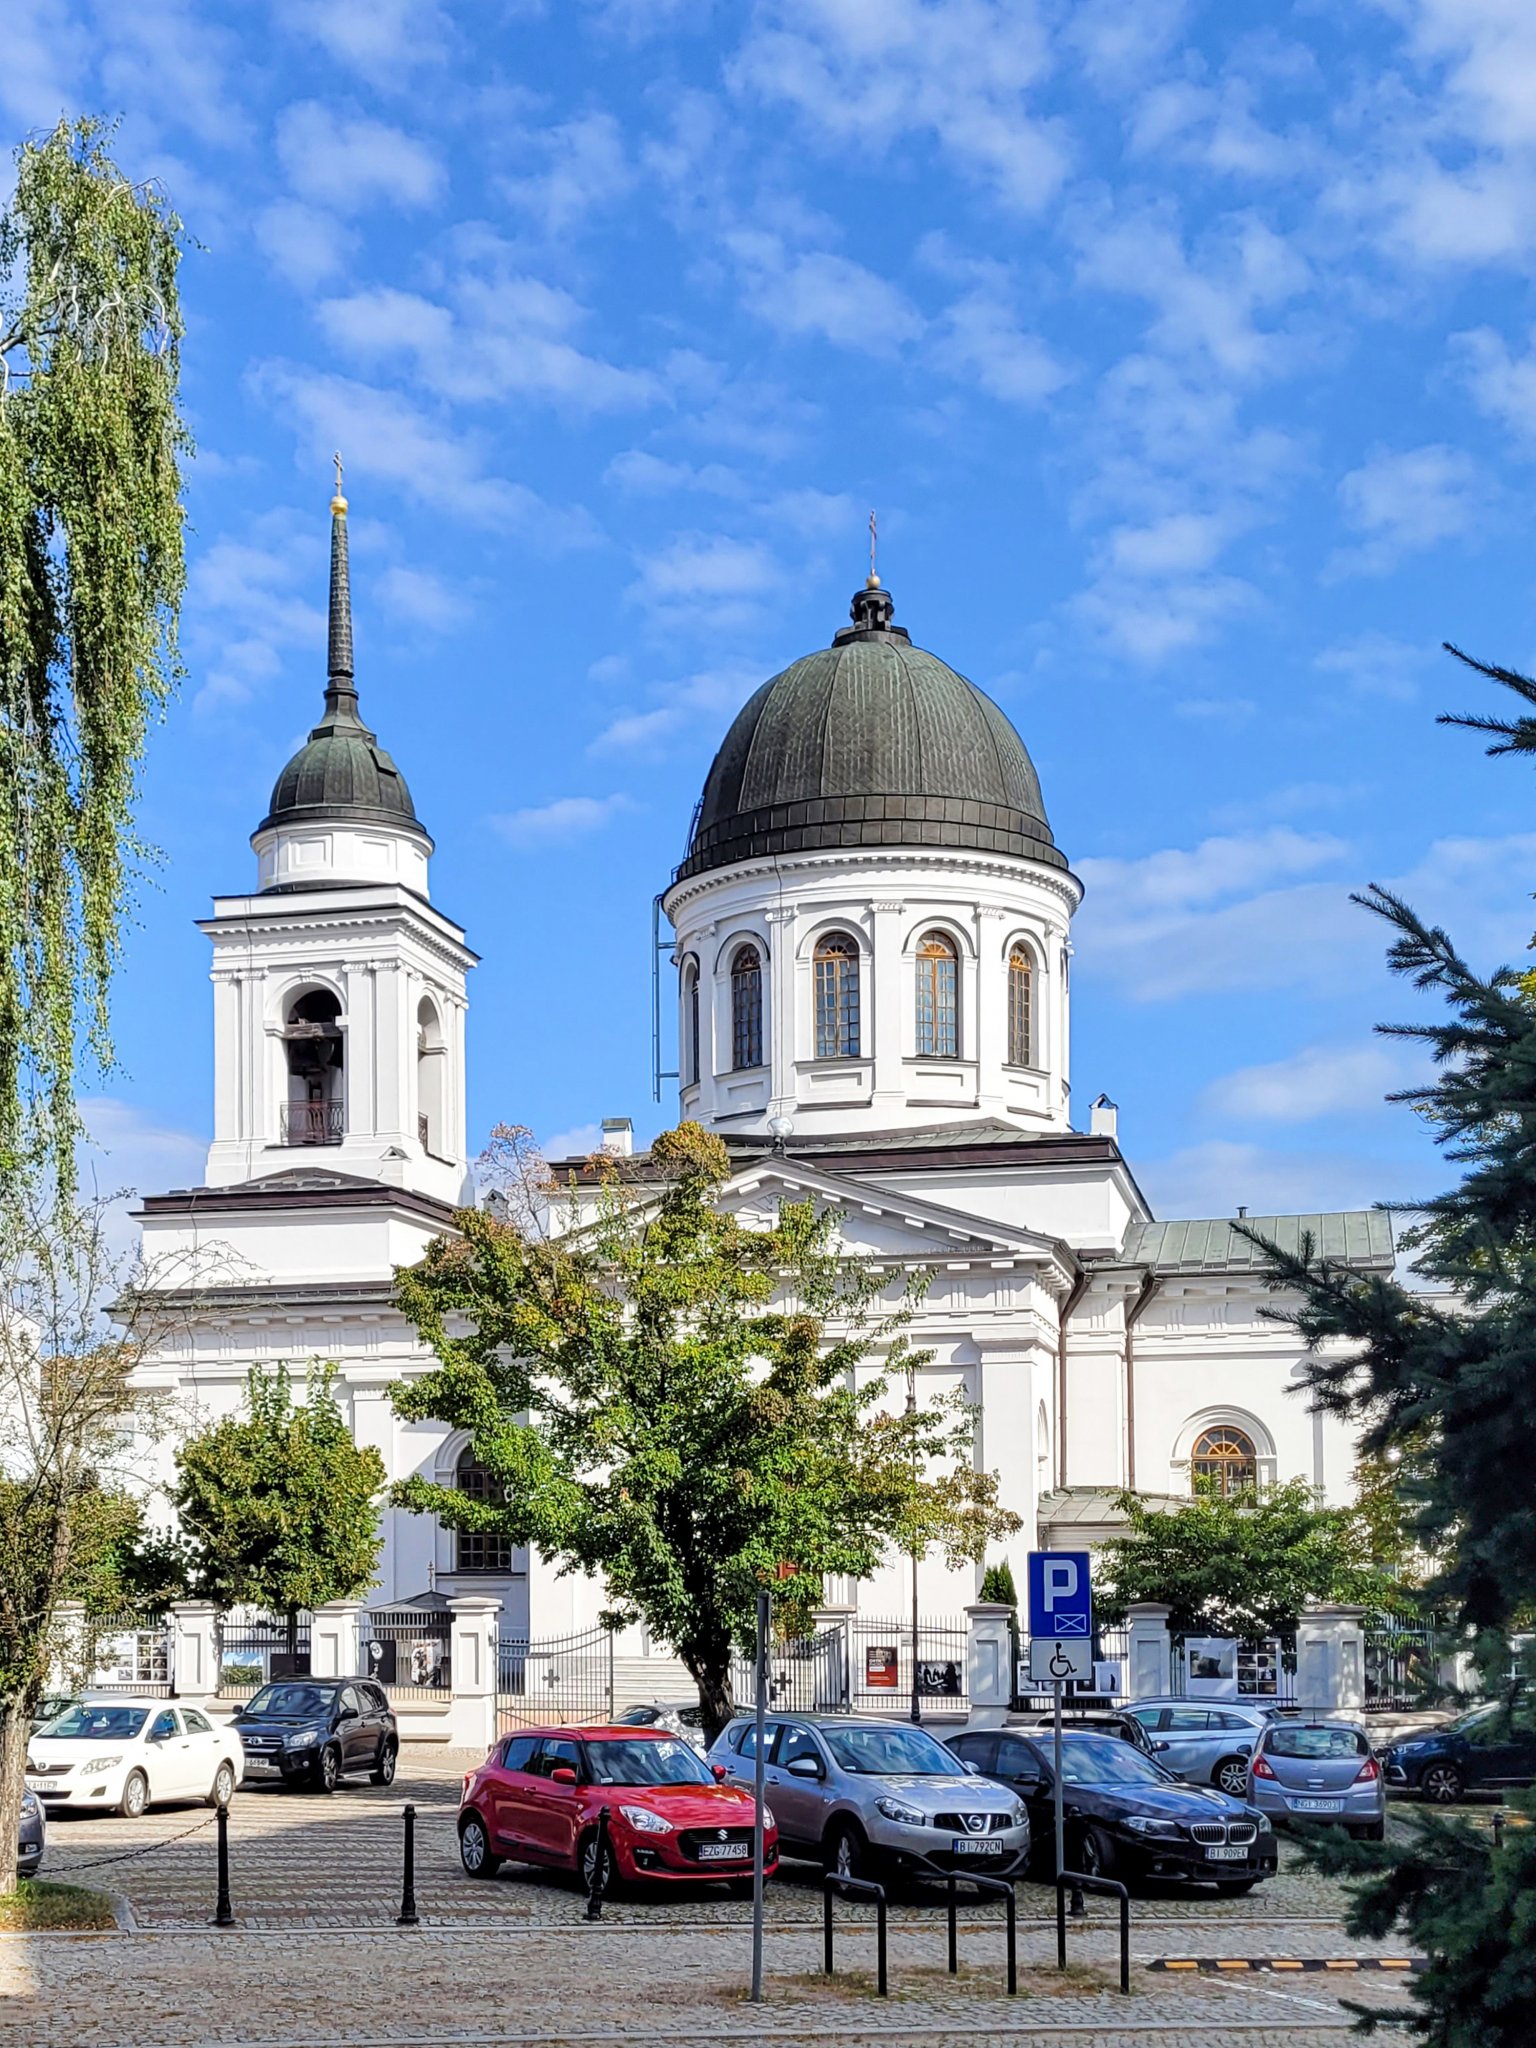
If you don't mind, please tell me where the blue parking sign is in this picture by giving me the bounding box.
[1027,1550,1093,1638]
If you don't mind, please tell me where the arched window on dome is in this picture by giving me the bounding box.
[682,959,701,1086]
[1007,945,1034,1068]
[915,931,959,1059]
[1190,1426,1259,1498]
[731,943,763,1070]
[814,932,860,1058]
[454,1446,512,1573]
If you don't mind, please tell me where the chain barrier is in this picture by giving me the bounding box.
[40,1806,219,1874]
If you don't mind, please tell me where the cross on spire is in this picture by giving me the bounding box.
[867,508,879,588]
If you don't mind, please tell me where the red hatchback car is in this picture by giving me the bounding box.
[458,1726,779,1891]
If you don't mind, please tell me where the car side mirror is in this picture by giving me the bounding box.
[960,1759,980,1774]
[786,1755,823,1779]
[338,1706,358,1722]
[549,1766,578,1785]
[1153,1740,1170,1752]
[711,1763,728,1781]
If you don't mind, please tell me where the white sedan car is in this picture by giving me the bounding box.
[27,1698,243,1818]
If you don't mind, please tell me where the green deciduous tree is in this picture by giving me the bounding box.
[172,1365,384,1659]
[1244,644,1536,2046]
[1095,1479,1392,1638]
[392,1122,1020,1740]
[0,116,188,1197]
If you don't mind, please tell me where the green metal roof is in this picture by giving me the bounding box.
[1126,1211,1396,1274]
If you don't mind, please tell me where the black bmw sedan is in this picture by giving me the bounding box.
[945,1726,1278,1893]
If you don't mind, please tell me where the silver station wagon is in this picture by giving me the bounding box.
[708,1713,1030,1881]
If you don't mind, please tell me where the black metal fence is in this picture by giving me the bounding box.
[1365,1610,1444,1711]
[217,1611,313,1695]
[498,1624,616,1732]
[851,1616,969,1714]
[730,1625,849,1713]
[362,1607,452,1697]
[80,1613,173,1695]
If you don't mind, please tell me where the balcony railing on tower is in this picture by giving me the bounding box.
[281,1100,344,1146]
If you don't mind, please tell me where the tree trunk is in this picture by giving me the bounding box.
[685,1652,737,1748]
[0,1694,32,1894]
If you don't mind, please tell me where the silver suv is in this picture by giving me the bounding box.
[707,1714,1030,1881]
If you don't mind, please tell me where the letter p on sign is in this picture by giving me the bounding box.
[1043,1560,1078,1611]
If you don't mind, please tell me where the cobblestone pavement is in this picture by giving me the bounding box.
[14,1747,1421,2048]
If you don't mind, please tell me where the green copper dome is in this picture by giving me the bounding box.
[258,498,428,841]
[675,581,1063,883]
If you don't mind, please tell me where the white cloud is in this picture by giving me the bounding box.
[76,1095,207,1259]
[538,1121,605,1161]
[375,564,459,630]
[731,0,1069,215]
[1455,323,1536,440]
[590,661,763,752]
[276,102,446,214]
[491,794,635,844]
[929,291,1068,405]
[1137,1138,1418,1221]
[315,272,660,413]
[605,450,745,497]
[0,0,85,129]
[1074,570,1256,664]
[1313,632,1431,703]
[1330,444,1482,578]
[94,0,252,151]
[727,231,923,355]
[275,0,455,87]
[625,535,781,633]
[186,517,325,711]
[1201,1042,1419,1125]
[254,201,356,291]
[249,363,598,545]
[500,111,634,235]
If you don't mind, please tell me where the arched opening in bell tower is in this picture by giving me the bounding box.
[417,995,446,1157]
[281,988,344,1146]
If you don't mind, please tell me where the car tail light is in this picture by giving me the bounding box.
[1356,1757,1380,1784]
[1250,1755,1276,1779]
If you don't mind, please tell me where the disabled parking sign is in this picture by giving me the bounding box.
[1027,1550,1093,1638]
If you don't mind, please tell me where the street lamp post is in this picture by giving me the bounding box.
[906,1362,920,1727]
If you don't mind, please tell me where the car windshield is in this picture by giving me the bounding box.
[821,1725,959,1776]
[1058,1740,1166,1786]
[1265,1724,1368,1759]
[586,1739,715,1786]
[245,1684,335,1719]
[40,1704,148,1740]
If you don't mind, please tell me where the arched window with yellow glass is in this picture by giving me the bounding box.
[1190,1426,1259,1497]
[813,931,860,1058]
[915,930,958,1059]
[1007,944,1033,1067]
[730,943,763,1070]
[454,1446,513,1573]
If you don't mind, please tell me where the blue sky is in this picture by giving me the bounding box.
[14,0,1536,1218]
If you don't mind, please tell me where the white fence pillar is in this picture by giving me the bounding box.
[1296,1605,1367,1713]
[811,1605,855,1710]
[170,1602,220,1700]
[966,1602,1016,1726]
[448,1595,502,1752]
[1126,1604,1173,1699]
[311,1601,364,1681]
[49,1601,89,1693]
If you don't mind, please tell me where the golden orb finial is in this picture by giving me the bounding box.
[330,449,347,516]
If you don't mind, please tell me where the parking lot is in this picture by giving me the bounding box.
[1,1745,1426,2046]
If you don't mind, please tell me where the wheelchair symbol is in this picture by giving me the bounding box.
[1048,1645,1075,1681]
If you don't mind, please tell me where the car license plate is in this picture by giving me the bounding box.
[697,1842,749,1862]
[23,1778,49,1793]
[1291,1797,1343,1813]
[1205,1844,1248,1861]
[952,1837,1004,1855]
[243,1756,280,1774]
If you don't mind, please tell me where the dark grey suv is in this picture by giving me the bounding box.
[708,1714,1030,1881]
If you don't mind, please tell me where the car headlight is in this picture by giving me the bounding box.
[763,1805,776,1829]
[1124,1816,1182,1837]
[1255,1814,1274,1832]
[285,1726,324,1748]
[618,1805,675,1834]
[21,1791,38,1814]
[80,1755,123,1775]
[875,1797,927,1827]
[1009,1803,1029,1828]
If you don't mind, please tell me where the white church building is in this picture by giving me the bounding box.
[131,492,1391,1654]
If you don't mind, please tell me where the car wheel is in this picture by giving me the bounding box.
[580,1828,617,1895]
[312,1744,340,1794]
[823,1819,869,1883]
[370,1740,398,1788]
[728,1876,756,1900]
[207,1762,236,1809]
[459,1812,501,1879]
[118,1770,148,1820]
[1216,1879,1259,1896]
[1421,1763,1463,1805]
[1353,1820,1386,1842]
[1077,1824,1116,1880]
[1214,1756,1250,1799]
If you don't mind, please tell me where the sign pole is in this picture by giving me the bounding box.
[1052,1675,1064,1885]
[750,1587,769,2004]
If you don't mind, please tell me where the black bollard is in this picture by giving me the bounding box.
[212,1802,234,1928]
[398,1802,419,1926]
[585,1804,611,1921]
[1493,1810,1505,1852]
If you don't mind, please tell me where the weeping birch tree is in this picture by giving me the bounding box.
[0,116,188,1197]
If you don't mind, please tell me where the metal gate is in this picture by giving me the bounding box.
[79,1613,173,1696]
[1365,1611,1442,1711]
[730,1625,849,1713]
[497,1624,615,1732]
[216,1610,312,1696]
[851,1616,968,1714]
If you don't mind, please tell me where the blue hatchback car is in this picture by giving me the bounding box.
[18,1787,44,1876]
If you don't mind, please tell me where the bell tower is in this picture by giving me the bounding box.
[200,481,476,1202]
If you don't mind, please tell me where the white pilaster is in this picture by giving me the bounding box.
[448,1594,502,1752]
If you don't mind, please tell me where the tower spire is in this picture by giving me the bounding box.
[323,455,361,727]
